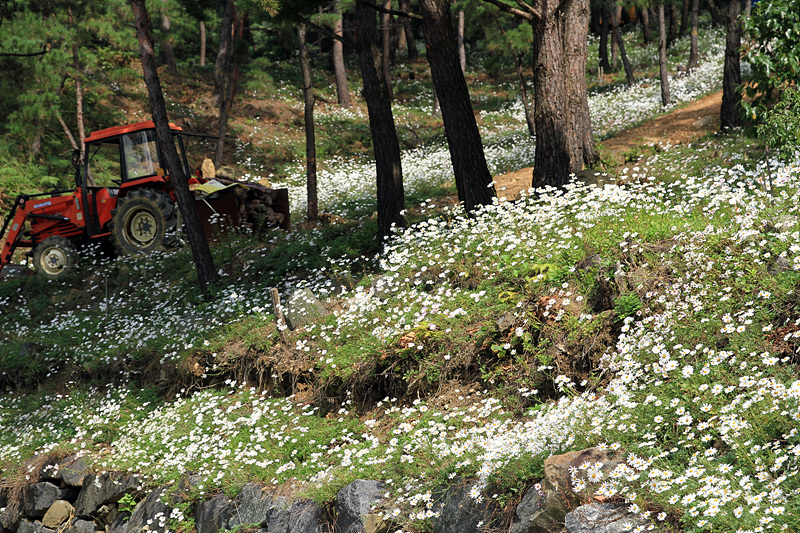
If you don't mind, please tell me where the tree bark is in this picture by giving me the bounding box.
[213,0,235,110]
[687,0,699,70]
[299,24,318,221]
[680,0,690,35]
[707,0,722,25]
[161,0,177,73]
[199,20,206,66]
[599,4,610,71]
[720,0,742,130]
[611,9,635,86]
[640,6,652,45]
[610,3,620,69]
[563,0,598,166]
[67,6,85,167]
[514,53,535,136]
[419,0,495,211]
[131,0,217,294]
[457,10,466,72]
[332,3,351,107]
[381,0,393,100]
[531,7,579,188]
[356,0,405,241]
[667,2,679,48]
[399,0,418,59]
[657,3,671,106]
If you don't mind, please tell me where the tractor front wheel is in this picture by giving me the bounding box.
[33,236,78,279]
[109,189,177,256]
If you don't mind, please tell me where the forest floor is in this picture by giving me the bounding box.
[493,89,724,200]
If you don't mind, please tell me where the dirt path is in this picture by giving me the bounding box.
[493,90,723,200]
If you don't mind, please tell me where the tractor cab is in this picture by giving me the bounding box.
[77,121,202,239]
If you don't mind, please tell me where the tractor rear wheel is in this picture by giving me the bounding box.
[33,236,78,279]
[109,189,177,256]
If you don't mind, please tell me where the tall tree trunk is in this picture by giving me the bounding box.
[611,10,636,86]
[687,0,699,70]
[667,2,679,48]
[215,14,242,166]
[457,10,466,72]
[131,0,216,294]
[213,0,235,110]
[332,3,351,107]
[599,4,610,71]
[356,0,405,241]
[514,54,535,137]
[161,0,177,73]
[67,6,88,184]
[298,24,318,221]
[707,0,721,25]
[658,4,671,106]
[720,0,742,129]
[680,0,690,35]
[640,6,652,45]
[563,0,598,167]
[399,0,418,60]
[420,0,495,211]
[381,0,393,100]
[610,3,620,69]
[531,9,579,188]
[199,20,206,66]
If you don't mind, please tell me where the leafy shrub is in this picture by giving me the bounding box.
[756,88,800,161]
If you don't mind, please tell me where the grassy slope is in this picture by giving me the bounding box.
[3,23,799,533]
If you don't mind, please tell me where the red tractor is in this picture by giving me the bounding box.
[0,121,289,279]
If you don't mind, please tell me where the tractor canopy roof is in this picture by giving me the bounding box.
[85,121,183,143]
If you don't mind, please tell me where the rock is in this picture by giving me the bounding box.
[362,514,388,533]
[194,493,232,533]
[542,447,622,503]
[60,456,90,487]
[565,503,649,533]
[106,512,131,533]
[770,257,792,275]
[431,481,499,533]
[0,503,21,531]
[74,473,142,518]
[65,519,97,533]
[286,501,323,533]
[510,448,623,533]
[17,519,55,533]
[284,288,327,331]
[224,483,273,530]
[573,169,616,188]
[59,487,81,502]
[24,483,61,518]
[335,480,385,533]
[126,486,172,533]
[42,501,74,529]
[261,497,291,533]
[171,473,203,505]
[496,312,516,334]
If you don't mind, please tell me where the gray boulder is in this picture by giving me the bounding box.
[74,473,142,518]
[335,480,385,533]
[284,288,327,330]
[431,481,499,533]
[565,503,649,533]
[24,483,61,518]
[125,486,172,533]
[224,483,274,530]
[17,520,55,533]
[285,501,323,533]
[0,504,21,531]
[171,474,203,506]
[195,493,232,533]
[65,519,97,533]
[60,456,90,487]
